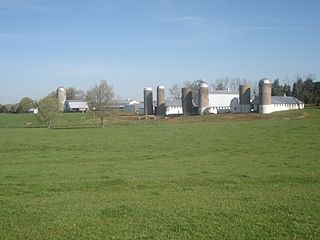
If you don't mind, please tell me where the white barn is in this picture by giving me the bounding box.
[165,98,183,115]
[64,100,89,113]
[252,96,304,113]
[208,91,239,113]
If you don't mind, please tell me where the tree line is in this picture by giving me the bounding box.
[0,87,87,114]
[271,76,320,105]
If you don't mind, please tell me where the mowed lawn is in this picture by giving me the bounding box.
[0,110,319,239]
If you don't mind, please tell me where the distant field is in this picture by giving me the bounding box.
[0,113,42,128]
[0,110,319,239]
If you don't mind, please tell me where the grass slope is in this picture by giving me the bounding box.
[0,110,319,239]
[0,113,41,128]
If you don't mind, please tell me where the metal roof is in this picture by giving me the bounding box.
[66,100,89,109]
[209,90,239,94]
[252,96,304,105]
[165,98,182,107]
[271,96,304,105]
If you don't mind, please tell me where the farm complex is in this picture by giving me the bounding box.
[143,78,304,116]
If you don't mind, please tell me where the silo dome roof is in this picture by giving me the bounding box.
[259,78,271,85]
[200,83,208,88]
[57,86,66,91]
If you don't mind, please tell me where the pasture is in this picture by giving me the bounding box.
[0,110,319,239]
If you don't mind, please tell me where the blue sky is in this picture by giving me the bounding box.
[0,0,319,103]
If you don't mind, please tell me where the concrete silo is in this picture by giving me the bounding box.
[144,87,153,115]
[156,85,165,116]
[239,84,251,113]
[57,86,66,112]
[181,87,193,116]
[258,78,272,114]
[198,83,209,115]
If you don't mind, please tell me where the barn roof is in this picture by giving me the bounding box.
[165,98,182,107]
[66,100,89,109]
[252,96,304,105]
[271,96,304,105]
[209,90,239,94]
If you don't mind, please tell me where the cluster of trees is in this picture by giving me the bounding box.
[292,77,320,105]
[0,97,37,114]
[271,79,292,96]
[271,76,320,104]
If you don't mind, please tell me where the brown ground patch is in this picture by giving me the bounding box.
[111,110,307,125]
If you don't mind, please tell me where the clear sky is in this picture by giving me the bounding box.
[0,0,319,103]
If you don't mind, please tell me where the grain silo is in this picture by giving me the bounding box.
[198,83,209,115]
[258,78,272,114]
[239,84,251,113]
[181,87,192,116]
[57,86,66,112]
[144,87,153,115]
[156,85,165,116]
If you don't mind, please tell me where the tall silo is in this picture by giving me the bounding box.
[198,83,209,115]
[239,84,251,113]
[57,86,66,112]
[144,87,153,115]
[157,85,165,116]
[258,78,272,114]
[181,87,192,116]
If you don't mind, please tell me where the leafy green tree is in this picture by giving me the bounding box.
[10,104,18,113]
[86,80,115,128]
[271,79,284,96]
[17,97,34,113]
[292,75,320,104]
[38,95,59,128]
[283,84,292,96]
[1,105,8,113]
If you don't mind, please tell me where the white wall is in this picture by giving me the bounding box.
[270,103,304,112]
[209,93,238,108]
[166,106,183,115]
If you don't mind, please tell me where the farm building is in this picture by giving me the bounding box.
[144,79,304,116]
[64,100,89,113]
[251,96,304,113]
[165,98,183,115]
[204,90,238,114]
[123,100,143,113]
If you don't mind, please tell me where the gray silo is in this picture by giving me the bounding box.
[57,86,66,112]
[198,83,209,115]
[144,87,153,115]
[258,78,272,114]
[181,87,193,116]
[239,84,251,113]
[156,85,165,116]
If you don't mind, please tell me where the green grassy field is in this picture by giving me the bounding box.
[0,110,319,239]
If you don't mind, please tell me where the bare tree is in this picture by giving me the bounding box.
[169,83,181,99]
[215,77,229,90]
[66,87,87,100]
[86,80,115,128]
